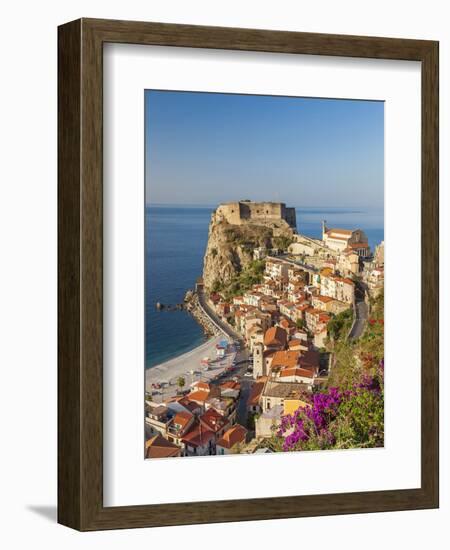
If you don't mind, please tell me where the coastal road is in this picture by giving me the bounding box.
[197,288,243,342]
[348,283,368,340]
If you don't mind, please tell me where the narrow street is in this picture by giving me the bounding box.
[348,282,368,340]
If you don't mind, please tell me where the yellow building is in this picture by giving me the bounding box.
[283,398,310,416]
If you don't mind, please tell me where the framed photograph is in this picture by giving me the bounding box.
[58,18,439,531]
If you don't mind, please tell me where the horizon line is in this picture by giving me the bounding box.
[145,202,383,211]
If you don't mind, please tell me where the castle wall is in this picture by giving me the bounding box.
[215,201,296,228]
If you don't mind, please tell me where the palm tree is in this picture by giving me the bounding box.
[176,376,186,394]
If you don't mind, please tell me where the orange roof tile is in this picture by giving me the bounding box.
[172,411,194,428]
[247,381,265,406]
[192,381,210,392]
[188,390,210,403]
[279,367,315,379]
[216,424,248,449]
[315,295,334,303]
[145,434,180,459]
[299,350,320,369]
[181,425,215,448]
[271,350,301,369]
[264,326,287,348]
[288,339,308,349]
[199,409,228,433]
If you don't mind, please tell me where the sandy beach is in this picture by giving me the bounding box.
[146,334,238,402]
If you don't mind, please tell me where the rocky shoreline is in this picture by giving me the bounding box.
[154,290,221,339]
[184,289,221,338]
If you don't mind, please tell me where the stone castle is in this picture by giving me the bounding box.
[215,201,297,230]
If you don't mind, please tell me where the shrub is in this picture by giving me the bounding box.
[274,362,384,452]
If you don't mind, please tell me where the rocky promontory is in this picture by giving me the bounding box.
[202,201,296,292]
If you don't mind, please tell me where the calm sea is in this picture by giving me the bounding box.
[145,205,384,368]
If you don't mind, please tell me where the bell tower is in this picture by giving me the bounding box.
[253,342,265,379]
[322,220,328,240]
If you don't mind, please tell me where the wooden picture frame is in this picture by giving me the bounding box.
[58,18,439,531]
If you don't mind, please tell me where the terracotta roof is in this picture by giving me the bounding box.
[271,350,301,369]
[199,409,228,433]
[216,424,248,449]
[145,434,180,459]
[306,307,322,316]
[263,380,304,399]
[315,295,334,303]
[247,381,265,406]
[319,313,331,323]
[278,317,295,330]
[299,350,320,369]
[187,390,210,403]
[288,339,308,349]
[264,326,287,348]
[177,397,201,413]
[182,425,215,448]
[192,381,210,392]
[172,411,194,428]
[348,242,368,249]
[280,367,315,379]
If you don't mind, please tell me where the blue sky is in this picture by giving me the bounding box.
[145,90,384,209]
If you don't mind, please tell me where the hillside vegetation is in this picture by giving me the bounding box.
[271,286,384,452]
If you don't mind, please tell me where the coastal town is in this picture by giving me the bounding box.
[145,201,384,459]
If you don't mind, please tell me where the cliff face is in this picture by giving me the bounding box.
[202,208,295,292]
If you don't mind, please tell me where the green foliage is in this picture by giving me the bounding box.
[176,376,186,390]
[220,260,266,300]
[273,235,294,251]
[272,370,384,452]
[295,319,304,329]
[211,280,223,293]
[211,247,218,258]
[334,383,384,448]
[327,308,353,341]
[328,285,384,389]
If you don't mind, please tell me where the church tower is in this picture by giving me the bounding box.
[253,342,265,379]
[322,220,328,240]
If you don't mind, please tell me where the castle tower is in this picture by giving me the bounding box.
[253,342,265,379]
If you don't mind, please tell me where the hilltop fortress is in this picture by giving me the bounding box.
[202,201,297,292]
[215,201,297,230]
